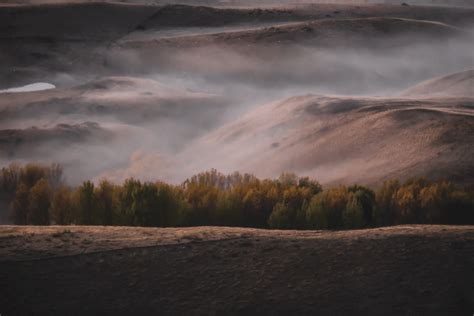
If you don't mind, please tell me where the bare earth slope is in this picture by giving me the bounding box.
[0,225,473,315]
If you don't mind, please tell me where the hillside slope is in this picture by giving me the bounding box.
[181,94,474,185]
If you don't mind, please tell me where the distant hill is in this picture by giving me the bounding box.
[402,69,474,98]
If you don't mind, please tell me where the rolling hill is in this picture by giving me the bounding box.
[0,2,473,185]
[402,69,474,98]
[180,92,474,185]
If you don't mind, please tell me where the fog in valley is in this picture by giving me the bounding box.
[0,1,473,188]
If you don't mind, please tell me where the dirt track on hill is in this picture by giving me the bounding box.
[0,225,473,315]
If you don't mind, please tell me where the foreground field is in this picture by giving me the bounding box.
[1,225,473,314]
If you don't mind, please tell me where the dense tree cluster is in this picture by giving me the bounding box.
[1,164,473,228]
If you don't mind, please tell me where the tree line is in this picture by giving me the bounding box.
[1,163,473,228]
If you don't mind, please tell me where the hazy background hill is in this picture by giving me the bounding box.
[0,0,473,186]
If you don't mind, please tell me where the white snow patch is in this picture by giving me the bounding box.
[0,82,56,93]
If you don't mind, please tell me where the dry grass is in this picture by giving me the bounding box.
[0,224,473,314]
[185,95,474,185]
[1,224,472,261]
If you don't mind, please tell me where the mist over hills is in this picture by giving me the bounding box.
[0,0,473,186]
[181,92,473,185]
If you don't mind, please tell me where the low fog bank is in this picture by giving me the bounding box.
[0,76,236,184]
[104,16,474,97]
[117,38,474,98]
[2,36,473,184]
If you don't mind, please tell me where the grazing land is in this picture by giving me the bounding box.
[1,225,473,315]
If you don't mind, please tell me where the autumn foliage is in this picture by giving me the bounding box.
[1,164,473,228]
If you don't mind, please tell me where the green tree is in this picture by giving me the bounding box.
[420,181,474,224]
[1,163,21,198]
[20,163,47,188]
[298,177,322,195]
[278,172,298,187]
[50,186,74,225]
[242,187,268,227]
[77,181,97,225]
[27,179,51,225]
[348,185,375,226]
[11,183,29,225]
[215,189,244,226]
[183,181,219,226]
[306,193,329,229]
[343,193,365,229]
[155,182,182,226]
[306,187,348,229]
[96,180,115,225]
[268,202,294,229]
[116,178,142,225]
[375,180,400,226]
[47,163,63,190]
[132,182,160,226]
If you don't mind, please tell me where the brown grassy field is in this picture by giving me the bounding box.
[0,225,473,314]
